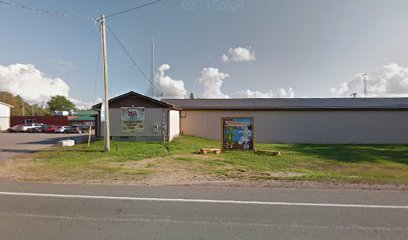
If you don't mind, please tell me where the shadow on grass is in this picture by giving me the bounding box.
[64,149,105,153]
[277,144,408,164]
[1,149,39,154]
[18,135,91,145]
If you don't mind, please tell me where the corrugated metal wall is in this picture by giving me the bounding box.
[0,104,10,130]
[168,110,180,141]
[180,110,408,144]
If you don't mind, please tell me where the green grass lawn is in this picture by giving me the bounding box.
[14,135,408,184]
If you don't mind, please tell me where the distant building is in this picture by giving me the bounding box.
[163,97,408,144]
[52,111,70,116]
[10,110,97,128]
[11,116,70,127]
[0,101,13,131]
[93,91,408,144]
[92,91,180,142]
[68,115,95,127]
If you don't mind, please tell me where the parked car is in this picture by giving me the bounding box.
[73,125,91,133]
[7,124,25,132]
[44,125,58,133]
[64,126,82,134]
[26,126,45,133]
[26,124,58,133]
[19,123,43,132]
[55,126,71,133]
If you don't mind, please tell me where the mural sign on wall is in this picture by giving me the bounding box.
[121,107,145,133]
[222,117,254,150]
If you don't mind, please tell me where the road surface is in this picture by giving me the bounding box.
[0,133,89,160]
[0,181,406,239]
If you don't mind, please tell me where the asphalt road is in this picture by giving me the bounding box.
[0,132,89,160]
[0,181,406,240]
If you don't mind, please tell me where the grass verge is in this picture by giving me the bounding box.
[6,135,408,185]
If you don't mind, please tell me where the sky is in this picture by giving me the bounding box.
[1,0,408,108]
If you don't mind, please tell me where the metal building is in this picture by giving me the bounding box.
[163,98,408,144]
[93,92,180,142]
[0,101,13,131]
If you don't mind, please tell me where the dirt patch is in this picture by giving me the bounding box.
[0,154,35,180]
[225,170,305,179]
[0,153,407,190]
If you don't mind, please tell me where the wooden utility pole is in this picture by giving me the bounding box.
[101,15,111,152]
[362,73,367,97]
[22,101,25,116]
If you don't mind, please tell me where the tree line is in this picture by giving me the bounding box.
[0,91,76,116]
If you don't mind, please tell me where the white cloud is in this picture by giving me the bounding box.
[54,60,75,72]
[330,63,408,97]
[0,63,99,110]
[70,98,102,110]
[197,67,293,99]
[221,47,256,63]
[234,88,295,98]
[0,63,70,104]
[154,64,187,99]
[221,54,229,63]
[198,67,230,98]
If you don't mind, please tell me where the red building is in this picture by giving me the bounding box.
[10,116,70,126]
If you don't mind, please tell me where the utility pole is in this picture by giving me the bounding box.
[149,39,155,97]
[101,15,111,152]
[22,101,25,116]
[362,73,367,97]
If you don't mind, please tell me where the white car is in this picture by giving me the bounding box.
[19,123,43,132]
[55,126,71,133]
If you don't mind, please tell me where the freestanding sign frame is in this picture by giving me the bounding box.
[221,117,255,150]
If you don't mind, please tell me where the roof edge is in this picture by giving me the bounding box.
[177,107,408,111]
[0,101,15,108]
[92,91,180,110]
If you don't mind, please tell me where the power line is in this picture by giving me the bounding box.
[1,0,163,95]
[93,27,102,103]
[0,0,95,22]
[105,0,164,18]
[105,23,160,94]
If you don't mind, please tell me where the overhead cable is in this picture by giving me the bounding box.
[105,0,164,18]
[0,0,95,22]
[106,24,159,93]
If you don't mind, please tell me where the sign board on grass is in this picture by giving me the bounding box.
[121,107,145,133]
[222,117,254,150]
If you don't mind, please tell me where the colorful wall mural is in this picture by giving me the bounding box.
[222,117,254,150]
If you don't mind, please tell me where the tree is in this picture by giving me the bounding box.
[47,95,76,112]
[189,92,195,99]
[0,91,50,116]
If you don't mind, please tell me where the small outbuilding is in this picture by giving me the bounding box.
[0,101,13,131]
[163,98,408,144]
[93,91,180,142]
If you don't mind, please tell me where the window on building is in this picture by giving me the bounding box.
[24,119,36,124]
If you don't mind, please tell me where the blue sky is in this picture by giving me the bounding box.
[1,0,408,107]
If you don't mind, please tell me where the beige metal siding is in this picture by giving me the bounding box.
[0,117,9,131]
[168,110,180,141]
[0,104,10,130]
[180,110,408,144]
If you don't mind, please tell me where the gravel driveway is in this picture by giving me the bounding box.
[0,133,89,160]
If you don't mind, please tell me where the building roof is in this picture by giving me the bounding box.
[0,101,14,108]
[69,115,96,121]
[72,110,98,116]
[162,98,408,110]
[92,91,179,110]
